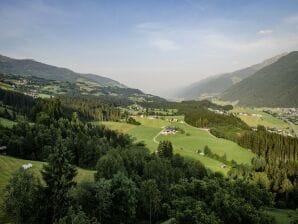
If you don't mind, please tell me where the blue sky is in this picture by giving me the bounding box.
[1,0,298,95]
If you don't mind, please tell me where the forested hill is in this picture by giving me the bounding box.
[221,51,298,107]
[175,53,286,100]
[0,54,125,88]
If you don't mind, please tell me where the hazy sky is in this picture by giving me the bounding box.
[1,0,298,96]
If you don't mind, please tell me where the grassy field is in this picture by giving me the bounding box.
[93,121,136,133]
[0,82,13,91]
[232,107,290,129]
[0,118,17,128]
[100,116,255,174]
[0,155,95,223]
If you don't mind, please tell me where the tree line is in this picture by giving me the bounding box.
[0,88,123,122]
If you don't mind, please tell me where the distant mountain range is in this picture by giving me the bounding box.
[0,54,165,104]
[175,53,287,100]
[0,54,125,88]
[221,51,298,107]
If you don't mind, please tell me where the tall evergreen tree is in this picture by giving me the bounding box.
[139,179,161,224]
[157,141,173,158]
[42,138,77,223]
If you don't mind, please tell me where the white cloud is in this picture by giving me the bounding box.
[150,38,180,51]
[258,29,273,35]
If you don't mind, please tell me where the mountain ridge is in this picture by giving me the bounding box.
[221,51,298,107]
[0,54,126,88]
[174,53,287,100]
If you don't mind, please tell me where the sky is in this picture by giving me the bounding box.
[1,0,298,96]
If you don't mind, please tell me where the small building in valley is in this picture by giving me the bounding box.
[161,127,176,135]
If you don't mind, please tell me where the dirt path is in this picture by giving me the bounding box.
[153,130,162,144]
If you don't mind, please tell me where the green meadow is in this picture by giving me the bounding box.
[100,116,255,174]
[232,107,289,129]
[0,155,95,222]
[0,117,17,128]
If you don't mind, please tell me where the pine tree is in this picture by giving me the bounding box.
[42,138,77,223]
[157,141,173,158]
[140,179,161,224]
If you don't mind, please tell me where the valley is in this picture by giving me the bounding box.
[0,54,297,224]
[1,1,298,223]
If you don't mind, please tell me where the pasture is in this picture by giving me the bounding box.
[100,116,255,174]
[0,155,95,223]
[232,107,289,129]
[0,117,16,128]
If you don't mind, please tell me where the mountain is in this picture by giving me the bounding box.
[0,54,166,104]
[175,53,287,100]
[0,54,125,88]
[221,51,298,107]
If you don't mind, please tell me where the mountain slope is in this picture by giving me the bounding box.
[0,54,167,104]
[0,54,125,87]
[221,51,298,107]
[176,53,287,100]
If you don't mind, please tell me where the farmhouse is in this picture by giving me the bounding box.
[0,146,7,154]
[161,127,176,135]
[22,163,33,170]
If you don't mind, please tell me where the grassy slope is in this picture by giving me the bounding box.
[232,107,289,129]
[0,118,17,128]
[0,155,95,222]
[101,116,255,174]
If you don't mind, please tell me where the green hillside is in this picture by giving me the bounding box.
[0,73,165,104]
[176,53,286,100]
[0,54,125,88]
[221,51,298,107]
[0,155,95,222]
[99,116,255,174]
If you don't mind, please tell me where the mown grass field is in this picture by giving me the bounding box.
[232,107,289,129]
[0,118,16,128]
[0,155,95,223]
[100,116,255,174]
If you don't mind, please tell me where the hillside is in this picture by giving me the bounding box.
[221,51,298,107]
[175,53,286,100]
[0,155,95,222]
[0,56,166,104]
[0,54,125,87]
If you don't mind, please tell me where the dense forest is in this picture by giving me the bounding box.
[58,95,122,121]
[181,102,248,140]
[0,88,36,117]
[0,88,123,122]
